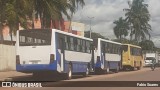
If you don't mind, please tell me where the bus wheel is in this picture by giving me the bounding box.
[131,62,136,71]
[137,62,142,70]
[131,67,136,71]
[137,67,141,70]
[66,64,72,80]
[33,72,39,78]
[106,67,110,74]
[115,67,119,73]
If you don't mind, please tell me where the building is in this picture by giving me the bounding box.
[1,19,85,42]
[64,21,85,37]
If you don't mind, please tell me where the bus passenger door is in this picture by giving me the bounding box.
[60,38,65,72]
[91,44,95,71]
[101,43,105,69]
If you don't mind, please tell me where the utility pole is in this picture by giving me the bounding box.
[88,17,94,38]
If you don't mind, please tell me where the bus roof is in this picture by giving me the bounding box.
[53,29,93,41]
[18,29,93,41]
[98,38,122,45]
[122,44,141,48]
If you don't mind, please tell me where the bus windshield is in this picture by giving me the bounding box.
[122,45,128,52]
[19,29,51,46]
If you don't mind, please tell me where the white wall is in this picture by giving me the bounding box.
[0,44,16,71]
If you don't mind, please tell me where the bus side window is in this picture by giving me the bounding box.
[77,39,81,52]
[67,36,71,50]
[70,37,74,51]
[74,38,77,51]
[80,39,83,52]
[86,41,90,53]
[105,43,107,53]
[90,42,92,53]
[59,38,65,53]
[119,46,121,55]
[64,36,68,50]
[107,43,110,53]
[113,44,115,54]
[82,40,85,53]
[122,45,128,52]
[110,43,113,54]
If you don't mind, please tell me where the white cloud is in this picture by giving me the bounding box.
[146,0,160,47]
[72,0,160,47]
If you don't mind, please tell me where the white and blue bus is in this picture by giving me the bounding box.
[16,29,93,79]
[93,38,122,74]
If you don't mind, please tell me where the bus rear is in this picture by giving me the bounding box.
[16,29,56,73]
[122,44,143,70]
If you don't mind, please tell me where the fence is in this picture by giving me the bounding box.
[0,44,16,71]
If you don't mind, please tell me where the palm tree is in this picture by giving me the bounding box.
[139,40,155,51]
[0,0,85,42]
[5,0,31,41]
[84,31,106,39]
[113,17,129,42]
[0,0,9,42]
[124,0,151,42]
[32,0,85,29]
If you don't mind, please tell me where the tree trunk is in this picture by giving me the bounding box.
[32,19,35,29]
[0,1,5,43]
[0,24,4,43]
[40,14,44,29]
[120,35,122,43]
[130,29,133,41]
[69,13,73,33]
[10,26,13,42]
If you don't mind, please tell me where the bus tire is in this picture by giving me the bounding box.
[131,61,136,71]
[95,68,102,75]
[66,64,72,80]
[137,61,142,70]
[33,72,39,78]
[137,67,141,70]
[115,67,119,73]
[106,67,110,74]
[131,67,136,71]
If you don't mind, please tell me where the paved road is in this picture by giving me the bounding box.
[1,67,160,90]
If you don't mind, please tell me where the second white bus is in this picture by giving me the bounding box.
[93,38,122,74]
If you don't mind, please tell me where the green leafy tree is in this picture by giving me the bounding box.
[0,0,9,42]
[32,0,85,29]
[0,0,85,42]
[124,0,151,42]
[84,31,108,39]
[113,17,129,42]
[5,0,31,41]
[139,40,155,51]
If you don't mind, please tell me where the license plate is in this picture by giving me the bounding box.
[32,61,38,64]
[29,61,39,64]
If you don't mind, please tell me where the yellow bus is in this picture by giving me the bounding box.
[122,44,143,70]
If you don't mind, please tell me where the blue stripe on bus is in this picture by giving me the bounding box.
[95,60,101,68]
[109,61,119,69]
[64,61,88,73]
[16,61,90,73]
[95,60,120,70]
[16,61,57,72]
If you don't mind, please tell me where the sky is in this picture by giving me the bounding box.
[70,0,160,47]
